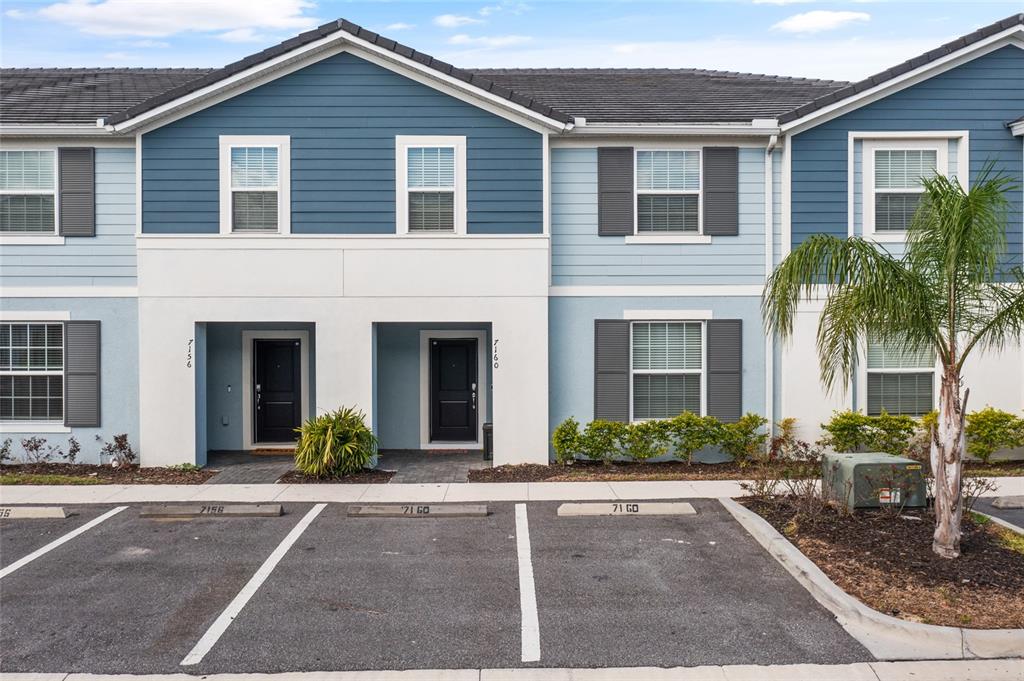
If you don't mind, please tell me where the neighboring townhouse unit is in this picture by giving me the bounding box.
[1,14,1022,465]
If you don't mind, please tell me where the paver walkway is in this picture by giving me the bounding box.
[204,451,295,484]
[378,449,490,483]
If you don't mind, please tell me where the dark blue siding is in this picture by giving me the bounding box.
[791,46,1024,269]
[142,52,542,234]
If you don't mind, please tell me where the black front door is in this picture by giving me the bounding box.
[429,338,478,442]
[254,339,301,443]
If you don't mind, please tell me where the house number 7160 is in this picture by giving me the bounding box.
[492,339,499,369]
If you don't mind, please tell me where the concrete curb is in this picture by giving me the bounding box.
[719,497,1024,661]
[975,510,1024,536]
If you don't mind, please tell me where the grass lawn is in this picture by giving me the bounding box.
[0,473,104,485]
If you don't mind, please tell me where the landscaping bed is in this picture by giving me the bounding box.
[0,463,216,485]
[742,498,1024,629]
[278,469,394,484]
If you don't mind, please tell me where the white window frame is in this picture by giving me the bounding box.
[395,135,467,236]
[858,337,939,418]
[0,319,67,429]
[0,148,61,244]
[629,147,709,245]
[628,320,707,422]
[863,138,948,243]
[218,135,290,235]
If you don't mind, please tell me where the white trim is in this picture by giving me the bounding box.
[0,422,71,434]
[0,125,119,138]
[395,135,467,236]
[240,330,310,450]
[862,138,949,242]
[0,311,70,320]
[856,337,938,417]
[0,235,64,246]
[764,142,776,435]
[417,330,488,449]
[0,147,59,237]
[634,147,703,237]
[135,133,143,236]
[542,132,551,238]
[781,137,792,258]
[623,309,713,320]
[549,285,763,297]
[107,34,569,134]
[624,234,712,245]
[0,286,137,298]
[1011,120,1024,137]
[628,320,707,422]
[218,135,291,236]
[135,233,548,248]
[565,123,780,137]
[781,30,1024,135]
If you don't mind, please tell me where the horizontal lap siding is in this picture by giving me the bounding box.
[0,148,136,287]
[551,147,765,286]
[142,52,542,234]
[791,46,1024,270]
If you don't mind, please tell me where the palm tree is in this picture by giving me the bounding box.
[763,169,1023,558]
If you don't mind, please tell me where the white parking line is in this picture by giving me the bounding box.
[0,505,127,580]
[514,503,541,663]
[180,502,326,666]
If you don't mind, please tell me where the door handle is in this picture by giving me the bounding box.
[471,382,477,410]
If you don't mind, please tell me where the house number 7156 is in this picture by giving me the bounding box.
[186,338,194,368]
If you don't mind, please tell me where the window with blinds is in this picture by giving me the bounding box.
[873,149,937,232]
[407,146,455,232]
[230,146,279,232]
[866,335,934,417]
[631,321,702,419]
[0,150,56,233]
[0,322,64,422]
[636,150,700,233]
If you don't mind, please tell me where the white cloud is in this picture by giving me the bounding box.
[448,34,532,48]
[385,22,415,31]
[433,14,483,28]
[480,1,530,16]
[218,28,267,43]
[5,8,28,18]
[37,0,318,38]
[122,39,170,48]
[102,51,134,60]
[772,10,870,34]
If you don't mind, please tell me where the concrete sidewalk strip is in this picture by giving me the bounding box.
[271,484,370,502]
[139,504,283,518]
[347,503,488,518]
[0,506,67,519]
[557,502,696,516]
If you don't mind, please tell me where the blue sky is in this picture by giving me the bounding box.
[1,1,1020,80]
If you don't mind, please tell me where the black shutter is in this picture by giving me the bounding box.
[706,319,742,423]
[597,147,634,236]
[58,147,96,237]
[594,319,630,422]
[64,321,100,427]
[702,147,738,236]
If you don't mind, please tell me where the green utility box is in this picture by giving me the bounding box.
[822,452,927,512]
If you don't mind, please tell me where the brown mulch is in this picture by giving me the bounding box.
[743,499,1024,629]
[467,460,796,483]
[0,463,216,484]
[278,469,395,484]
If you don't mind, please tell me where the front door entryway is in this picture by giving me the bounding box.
[253,338,301,443]
[429,338,478,442]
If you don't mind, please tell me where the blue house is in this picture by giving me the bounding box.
[1,14,1021,465]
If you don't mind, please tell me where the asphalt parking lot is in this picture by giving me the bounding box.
[0,499,872,673]
[974,498,1024,529]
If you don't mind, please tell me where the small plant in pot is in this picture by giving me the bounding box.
[294,407,378,478]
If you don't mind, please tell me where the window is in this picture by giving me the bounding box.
[396,136,466,235]
[631,321,702,420]
[635,150,700,234]
[0,150,57,234]
[865,336,935,417]
[863,140,947,239]
[0,323,63,422]
[218,136,290,234]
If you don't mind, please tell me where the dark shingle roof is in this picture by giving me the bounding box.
[0,68,212,124]
[779,12,1024,124]
[473,68,846,124]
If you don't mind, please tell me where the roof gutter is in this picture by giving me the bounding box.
[0,124,117,137]
[1009,119,1024,137]
[565,119,780,137]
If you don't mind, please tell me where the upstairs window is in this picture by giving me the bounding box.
[631,321,703,420]
[396,136,466,235]
[635,150,700,234]
[0,150,56,234]
[866,336,935,417]
[864,140,947,240]
[0,322,64,422]
[219,136,290,235]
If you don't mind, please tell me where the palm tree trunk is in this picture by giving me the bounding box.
[931,367,967,558]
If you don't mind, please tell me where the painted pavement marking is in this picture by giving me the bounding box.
[0,506,126,580]
[515,502,541,663]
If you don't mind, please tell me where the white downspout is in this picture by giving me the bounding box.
[764,134,779,440]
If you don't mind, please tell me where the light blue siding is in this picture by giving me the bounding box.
[548,296,766,461]
[143,52,542,235]
[772,148,782,267]
[791,46,1024,270]
[0,148,136,288]
[551,147,766,286]
[0,297,139,464]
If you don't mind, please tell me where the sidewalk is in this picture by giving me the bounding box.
[2,476,1022,504]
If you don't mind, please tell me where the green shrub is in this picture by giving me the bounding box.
[820,410,873,452]
[719,413,769,465]
[822,410,924,456]
[966,407,1024,464]
[871,412,918,456]
[622,420,672,462]
[551,417,583,465]
[669,412,723,464]
[294,407,378,477]
[580,419,627,465]
[166,462,202,472]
